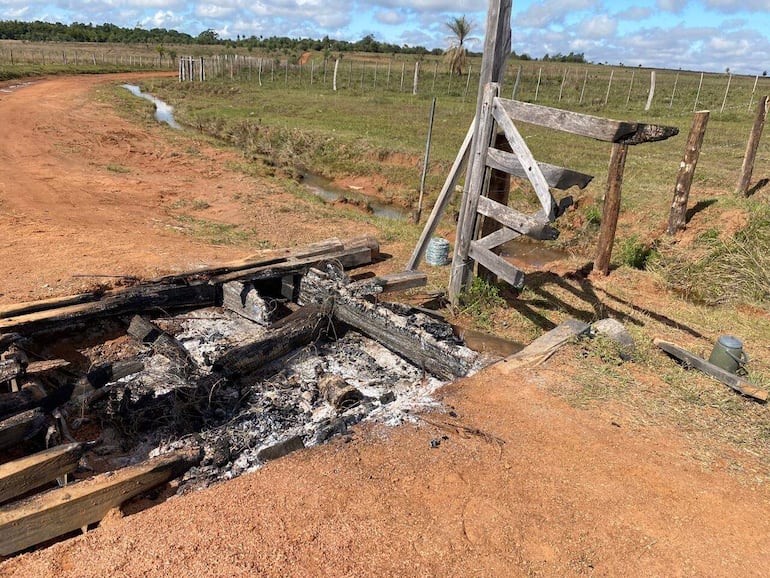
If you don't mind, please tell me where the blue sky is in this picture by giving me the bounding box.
[2,0,769,74]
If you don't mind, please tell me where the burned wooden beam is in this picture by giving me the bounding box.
[0,283,216,335]
[85,359,145,390]
[347,271,428,298]
[210,245,374,285]
[128,315,196,375]
[212,303,332,377]
[0,447,201,556]
[0,442,84,504]
[0,409,46,451]
[222,281,279,325]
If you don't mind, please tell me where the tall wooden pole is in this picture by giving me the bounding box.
[736,95,768,196]
[448,0,511,304]
[594,143,629,276]
[667,111,710,235]
[415,97,437,223]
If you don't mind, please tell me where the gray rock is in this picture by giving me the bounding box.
[592,318,635,352]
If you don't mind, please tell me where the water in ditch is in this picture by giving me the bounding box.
[122,84,182,129]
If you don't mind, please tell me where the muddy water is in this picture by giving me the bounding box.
[301,173,408,220]
[453,325,524,357]
[122,84,182,129]
[499,237,569,269]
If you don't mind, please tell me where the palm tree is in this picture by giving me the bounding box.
[444,15,475,75]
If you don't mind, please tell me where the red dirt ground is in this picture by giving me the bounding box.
[1,74,769,577]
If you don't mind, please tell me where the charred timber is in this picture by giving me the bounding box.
[212,302,332,377]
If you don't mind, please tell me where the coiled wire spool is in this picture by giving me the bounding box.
[425,237,451,266]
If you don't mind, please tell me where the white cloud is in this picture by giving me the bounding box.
[616,6,653,20]
[375,9,405,26]
[703,0,770,11]
[656,0,688,12]
[516,0,600,28]
[580,14,617,38]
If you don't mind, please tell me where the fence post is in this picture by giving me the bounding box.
[413,61,420,95]
[333,59,339,91]
[669,71,679,109]
[579,68,588,104]
[463,64,472,99]
[558,68,567,101]
[645,70,656,111]
[667,110,710,235]
[626,70,635,107]
[693,72,704,111]
[415,97,437,223]
[534,67,542,102]
[512,64,521,99]
[594,143,630,275]
[720,74,732,113]
[736,95,769,196]
[748,75,759,111]
[400,62,405,92]
[603,70,614,106]
[432,62,438,93]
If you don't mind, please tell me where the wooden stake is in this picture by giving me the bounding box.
[645,70,656,111]
[736,96,769,196]
[534,67,542,102]
[626,70,635,107]
[693,72,704,112]
[720,74,732,113]
[580,68,588,104]
[415,97,437,224]
[667,111,710,235]
[603,70,614,106]
[594,143,629,275]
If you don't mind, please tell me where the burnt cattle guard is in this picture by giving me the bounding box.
[0,237,491,556]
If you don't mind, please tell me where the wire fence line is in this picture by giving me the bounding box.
[179,54,770,117]
[2,40,768,117]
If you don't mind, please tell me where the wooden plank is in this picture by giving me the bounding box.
[486,148,594,190]
[0,443,83,504]
[347,271,428,297]
[468,242,525,289]
[0,293,99,320]
[0,409,46,451]
[152,237,346,284]
[654,338,768,401]
[210,246,373,285]
[449,83,500,305]
[0,359,22,383]
[495,98,679,144]
[407,120,474,271]
[594,143,629,275]
[25,359,71,376]
[475,227,521,251]
[128,316,195,374]
[476,196,559,241]
[0,283,216,335]
[498,318,590,373]
[0,447,201,556]
[492,100,557,219]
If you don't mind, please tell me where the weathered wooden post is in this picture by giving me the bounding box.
[448,0,512,304]
[645,70,656,111]
[594,143,630,275]
[720,74,732,113]
[412,61,420,95]
[604,70,614,106]
[693,72,704,111]
[415,97,437,224]
[333,59,339,91]
[667,110,710,235]
[736,95,769,196]
[626,70,635,107]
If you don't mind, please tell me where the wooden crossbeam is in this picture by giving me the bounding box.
[486,148,593,190]
[474,227,521,251]
[495,98,679,144]
[491,99,556,219]
[0,443,83,504]
[468,242,525,289]
[476,197,559,241]
[0,448,201,556]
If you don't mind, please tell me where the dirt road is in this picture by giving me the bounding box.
[0,73,374,304]
[1,74,769,576]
